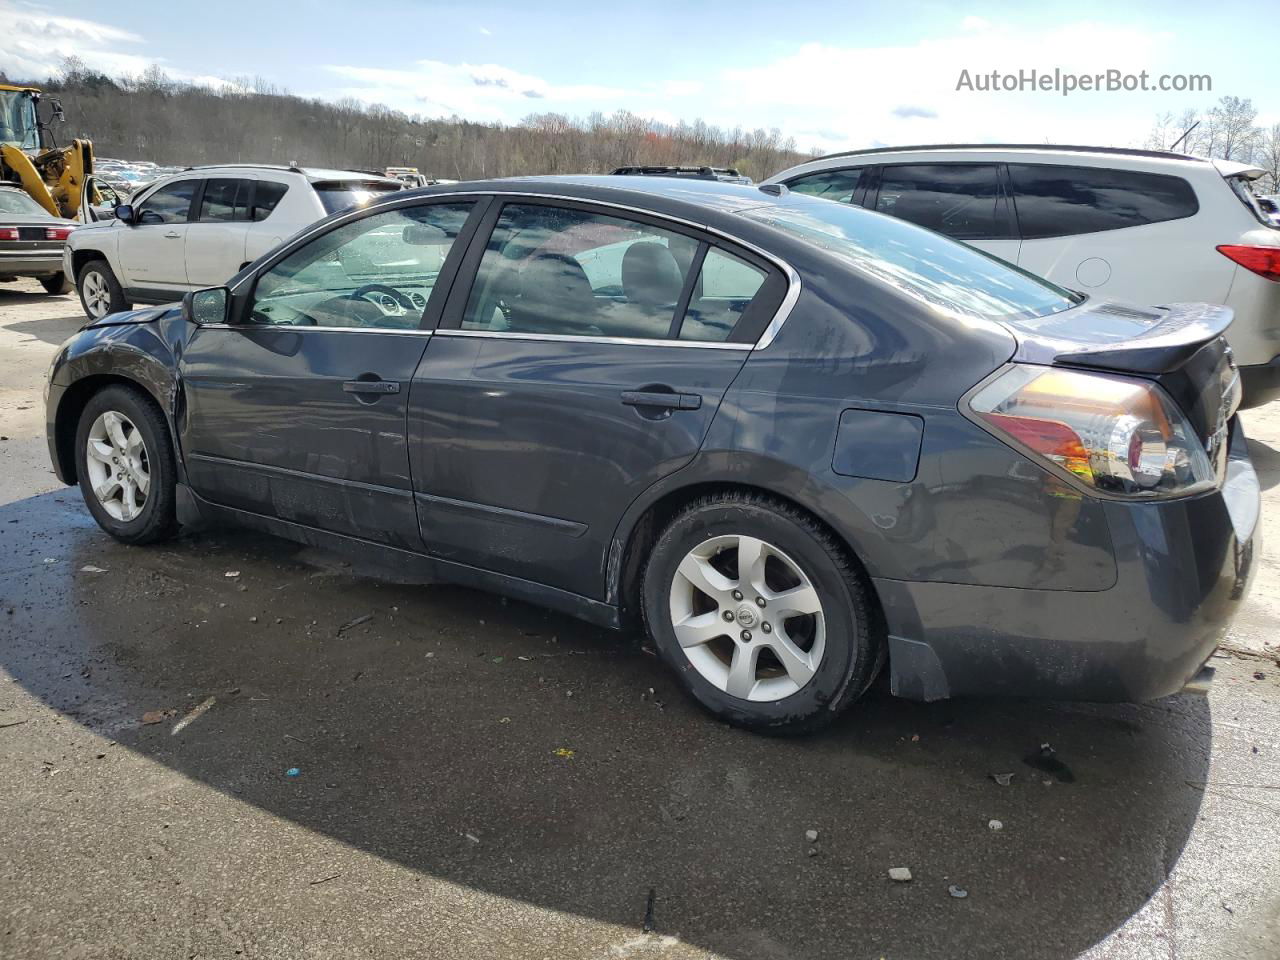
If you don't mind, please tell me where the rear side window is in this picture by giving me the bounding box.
[1008,164,1199,238]
[251,181,288,221]
[198,178,252,222]
[680,248,767,342]
[136,180,197,224]
[874,164,1011,240]
[786,168,864,204]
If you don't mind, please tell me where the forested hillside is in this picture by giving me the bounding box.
[4,62,813,181]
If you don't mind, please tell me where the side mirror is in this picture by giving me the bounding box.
[50,98,66,123]
[113,204,136,224]
[183,286,230,326]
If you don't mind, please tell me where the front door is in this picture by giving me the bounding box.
[179,199,479,548]
[116,177,199,295]
[408,199,788,599]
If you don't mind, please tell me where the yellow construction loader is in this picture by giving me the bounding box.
[0,83,96,220]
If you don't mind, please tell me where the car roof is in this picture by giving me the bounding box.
[177,163,401,184]
[809,143,1210,164]
[414,174,777,214]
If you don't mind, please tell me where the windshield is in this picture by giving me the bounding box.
[739,199,1080,323]
[0,189,48,216]
[0,89,39,150]
[314,181,403,215]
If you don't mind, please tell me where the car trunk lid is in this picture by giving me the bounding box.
[1003,299,1241,481]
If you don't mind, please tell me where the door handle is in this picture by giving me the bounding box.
[343,379,401,395]
[164,230,181,239]
[620,390,701,410]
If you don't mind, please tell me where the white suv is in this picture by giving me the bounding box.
[65,164,404,321]
[766,145,1280,406]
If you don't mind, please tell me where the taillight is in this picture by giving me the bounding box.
[968,365,1214,498]
[1217,244,1280,281]
[45,226,74,240]
[0,228,17,241]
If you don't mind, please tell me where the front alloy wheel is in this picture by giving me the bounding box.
[81,269,112,319]
[84,410,150,521]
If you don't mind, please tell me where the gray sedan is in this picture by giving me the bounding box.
[43,176,1258,733]
[0,185,74,293]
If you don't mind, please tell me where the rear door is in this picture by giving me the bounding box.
[408,198,789,599]
[871,163,1020,263]
[179,198,481,548]
[185,177,255,286]
[115,177,199,294]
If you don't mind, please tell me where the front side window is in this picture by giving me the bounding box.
[198,179,252,222]
[786,168,864,204]
[741,198,1079,323]
[1008,164,1199,238]
[874,164,1010,240]
[136,180,198,224]
[249,202,473,329]
[461,204,699,339]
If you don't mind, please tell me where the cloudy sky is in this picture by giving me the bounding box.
[1,0,1275,152]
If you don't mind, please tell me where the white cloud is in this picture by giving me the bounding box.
[711,20,1183,150]
[479,26,492,36]
[326,60,629,121]
[0,0,150,79]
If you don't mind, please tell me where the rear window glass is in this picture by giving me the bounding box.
[315,182,403,215]
[1224,176,1274,227]
[740,199,1079,323]
[0,190,47,216]
[1009,164,1199,239]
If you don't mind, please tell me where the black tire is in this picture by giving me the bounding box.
[73,384,178,545]
[39,272,72,295]
[76,258,131,322]
[642,492,881,735]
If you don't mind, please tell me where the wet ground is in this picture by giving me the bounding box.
[2,280,1279,959]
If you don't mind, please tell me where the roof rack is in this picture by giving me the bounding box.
[814,143,1203,163]
[611,165,753,183]
[182,163,304,173]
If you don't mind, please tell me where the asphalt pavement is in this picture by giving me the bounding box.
[1,279,1278,960]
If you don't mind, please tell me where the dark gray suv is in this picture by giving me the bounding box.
[44,176,1259,733]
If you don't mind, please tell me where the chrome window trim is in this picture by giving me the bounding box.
[435,329,753,350]
[197,324,434,336]
[229,190,803,349]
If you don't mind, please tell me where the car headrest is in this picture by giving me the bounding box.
[517,253,599,326]
[622,242,683,309]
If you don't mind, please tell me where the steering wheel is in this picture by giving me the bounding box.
[352,283,416,317]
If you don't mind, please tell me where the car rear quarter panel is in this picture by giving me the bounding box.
[686,270,1118,593]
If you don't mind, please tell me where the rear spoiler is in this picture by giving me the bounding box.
[1009,302,1233,375]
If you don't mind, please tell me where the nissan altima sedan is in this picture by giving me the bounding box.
[44,176,1258,733]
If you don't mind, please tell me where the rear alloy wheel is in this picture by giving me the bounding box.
[643,493,880,734]
[74,385,177,544]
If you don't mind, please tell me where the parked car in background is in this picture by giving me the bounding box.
[45,176,1256,733]
[1258,195,1280,227]
[0,183,75,293]
[65,164,405,320]
[766,145,1280,406]
[612,165,753,184]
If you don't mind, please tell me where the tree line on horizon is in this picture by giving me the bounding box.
[4,59,814,183]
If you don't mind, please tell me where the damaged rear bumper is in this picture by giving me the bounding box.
[877,421,1259,703]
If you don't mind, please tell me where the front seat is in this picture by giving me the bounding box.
[511,253,601,334]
